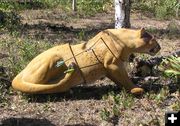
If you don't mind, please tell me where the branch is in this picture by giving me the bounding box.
[131,49,180,77]
[137,49,180,67]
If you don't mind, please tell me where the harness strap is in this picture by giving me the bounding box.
[91,49,107,73]
[67,37,118,84]
[100,37,118,60]
[91,37,118,73]
[91,49,103,64]
[68,43,87,84]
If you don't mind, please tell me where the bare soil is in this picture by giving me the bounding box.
[0,8,180,126]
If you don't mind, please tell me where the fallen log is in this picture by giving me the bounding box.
[132,49,180,77]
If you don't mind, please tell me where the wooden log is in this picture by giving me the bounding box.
[131,49,180,77]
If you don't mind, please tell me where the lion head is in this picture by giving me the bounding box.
[103,28,161,57]
[135,28,161,56]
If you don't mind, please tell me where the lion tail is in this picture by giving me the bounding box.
[12,74,68,94]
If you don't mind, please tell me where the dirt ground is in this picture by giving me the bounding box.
[0,8,180,126]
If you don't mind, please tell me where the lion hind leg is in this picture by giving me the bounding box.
[12,62,78,94]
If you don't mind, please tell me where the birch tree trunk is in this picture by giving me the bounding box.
[72,0,77,11]
[115,0,131,28]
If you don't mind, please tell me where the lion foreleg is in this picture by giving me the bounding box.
[106,62,144,95]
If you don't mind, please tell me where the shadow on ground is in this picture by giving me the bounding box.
[20,22,114,43]
[24,84,121,103]
[14,21,180,44]
[24,78,179,103]
[0,118,55,126]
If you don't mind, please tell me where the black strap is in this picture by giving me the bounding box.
[91,49,103,65]
[68,43,87,84]
[91,49,107,72]
[67,37,118,84]
[100,37,118,60]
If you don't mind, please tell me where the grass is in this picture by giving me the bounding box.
[100,89,135,121]
[0,36,52,77]
[0,36,52,106]
[0,0,113,17]
[132,0,179,19]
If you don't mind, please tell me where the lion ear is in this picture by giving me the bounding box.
[140,28,145,38]
[140,28,153,42]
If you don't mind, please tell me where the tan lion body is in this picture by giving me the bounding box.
[12,28,161,94]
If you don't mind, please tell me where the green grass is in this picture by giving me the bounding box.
[1,0,178,19]
[0,0,112,16]
[0,36,52,106]
[100,89,135,121]
[1,37,52,77]
[132,0,179,19]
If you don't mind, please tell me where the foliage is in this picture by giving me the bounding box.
[155,0,179,19]
[77,0,112,16]
[160,56,180,78]
[0,0,112,16]
[132,0,180,19]
[0,37,52,106]
[146,87,169,105]
[0,1,49,11]
[159,56,180,91]
[0,10,21,32]
[1,38,52,78]
[100,108,111,121]
[100,90,134,121]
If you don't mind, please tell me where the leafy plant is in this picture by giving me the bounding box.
[160,56,180,78]
[0,0,113,17]
[100,90,135,121]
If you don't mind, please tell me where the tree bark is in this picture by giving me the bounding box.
[115,0,131,28]
[72,0,77,12]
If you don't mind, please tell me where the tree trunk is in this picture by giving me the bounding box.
[114,0,131,28]
[176,0,179,18]
[72,0,77,12]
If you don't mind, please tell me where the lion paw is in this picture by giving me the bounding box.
[130,87,144,95]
